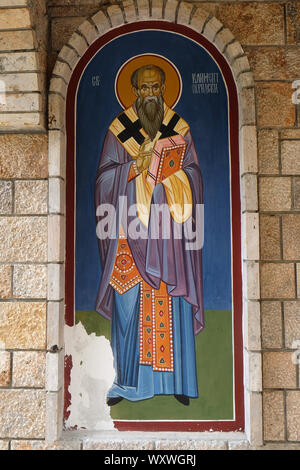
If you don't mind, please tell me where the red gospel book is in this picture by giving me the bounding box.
[146,135,187,188]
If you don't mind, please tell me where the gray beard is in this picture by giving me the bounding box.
[136,94,164,141]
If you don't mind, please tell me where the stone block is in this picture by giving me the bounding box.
[46,350,64,392]
[0,134,48,179]
[91,10,110,35]
[177,2,193,26]
[224,41,244,65]
[284,301,300,349]
[237,72,254,90]
[123,0,136,23]
[281,141,300,175]
[0,52,37,73]
[51,16,86,52]
[0,217,47,263]
[231,55,250,78]
[13,264,47,299]
[11,440,81,450]
[286,391,300,441]
[58,45,79,70]
[45,389,63,442]
[48,215,65,263]
[0,30,34,51]
[260,263,295,299]
[244,261,260,300]
[12,351,45,388]
[52,61,72,84]
[243,300,261,351]
[48,264,64,301]
[286,1,300,44]
[0,302,46,350]
[0,181,12,215]
[263,352,297,389]
[297,263,300,298]
[0,8,30,29]
[136,0,150,20]
[239,87,255,126]
[256,82,295,128]
[0,440,9,450]
[259,177,292,212]
[48,93,65,130]
[240,125,258,174]
[258,129,279,175]
[68,32,88,57]
[244,390,263,447]
[0,265,11,299]
[154,440,227,450]
[189,6,209,33]
[246,46,300,81]
[14,180,48,215]
[281,129,300,140]
[241,174,258,212]
[151,0,163,19]
[107,5,124,28]
[242,213,259,261]
[294,177,300,210]
[214,28,235,54]
[0,112,45,131]
[261,301,283,349]
[48,130,66,179]
[78,20,98,45]
[0,351,11,387]
[47,302,64,351]
[282,214,300,260]
[0,73,39,93]
[49,178,64,214]
[0,93,41,113]
[217,3,285,45]
[49,77,67,98]
[263,391,285,441]
[260,214,281,260]
[244,350,262,392]
[228,441,251,450]
[0,390,45,438]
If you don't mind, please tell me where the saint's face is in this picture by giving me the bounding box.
[137,68,165,100]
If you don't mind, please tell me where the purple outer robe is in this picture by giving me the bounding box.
[94,124,204,335]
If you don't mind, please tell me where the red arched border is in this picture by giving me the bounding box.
[65,21,244,433]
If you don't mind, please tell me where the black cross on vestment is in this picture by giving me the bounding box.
[117,113,145,145]
[159,113,180,139]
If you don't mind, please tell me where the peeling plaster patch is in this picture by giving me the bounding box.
[64,321,115,430]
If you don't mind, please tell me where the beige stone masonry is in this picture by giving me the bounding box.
[47,302,64,352]
[0,265,11,299]
[13,265,47,299]
[0,350,11,387]
[0,302,46,350]
[0,390,46,439]
[263,391,285,441]
[261,301,283,349]
[12,352,46,388]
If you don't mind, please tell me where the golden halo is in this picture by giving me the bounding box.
[115,54,182,110]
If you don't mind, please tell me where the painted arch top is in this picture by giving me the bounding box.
[49,0,254,131]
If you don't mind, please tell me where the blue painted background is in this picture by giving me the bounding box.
[75,30,232,311]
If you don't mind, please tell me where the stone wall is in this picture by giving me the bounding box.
[0,0,300,450]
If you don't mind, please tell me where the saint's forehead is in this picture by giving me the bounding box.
[138,68,162,85]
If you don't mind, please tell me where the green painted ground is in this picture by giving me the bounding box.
[75,309,233,421]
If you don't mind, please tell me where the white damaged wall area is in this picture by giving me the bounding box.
[64,322,115,430]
